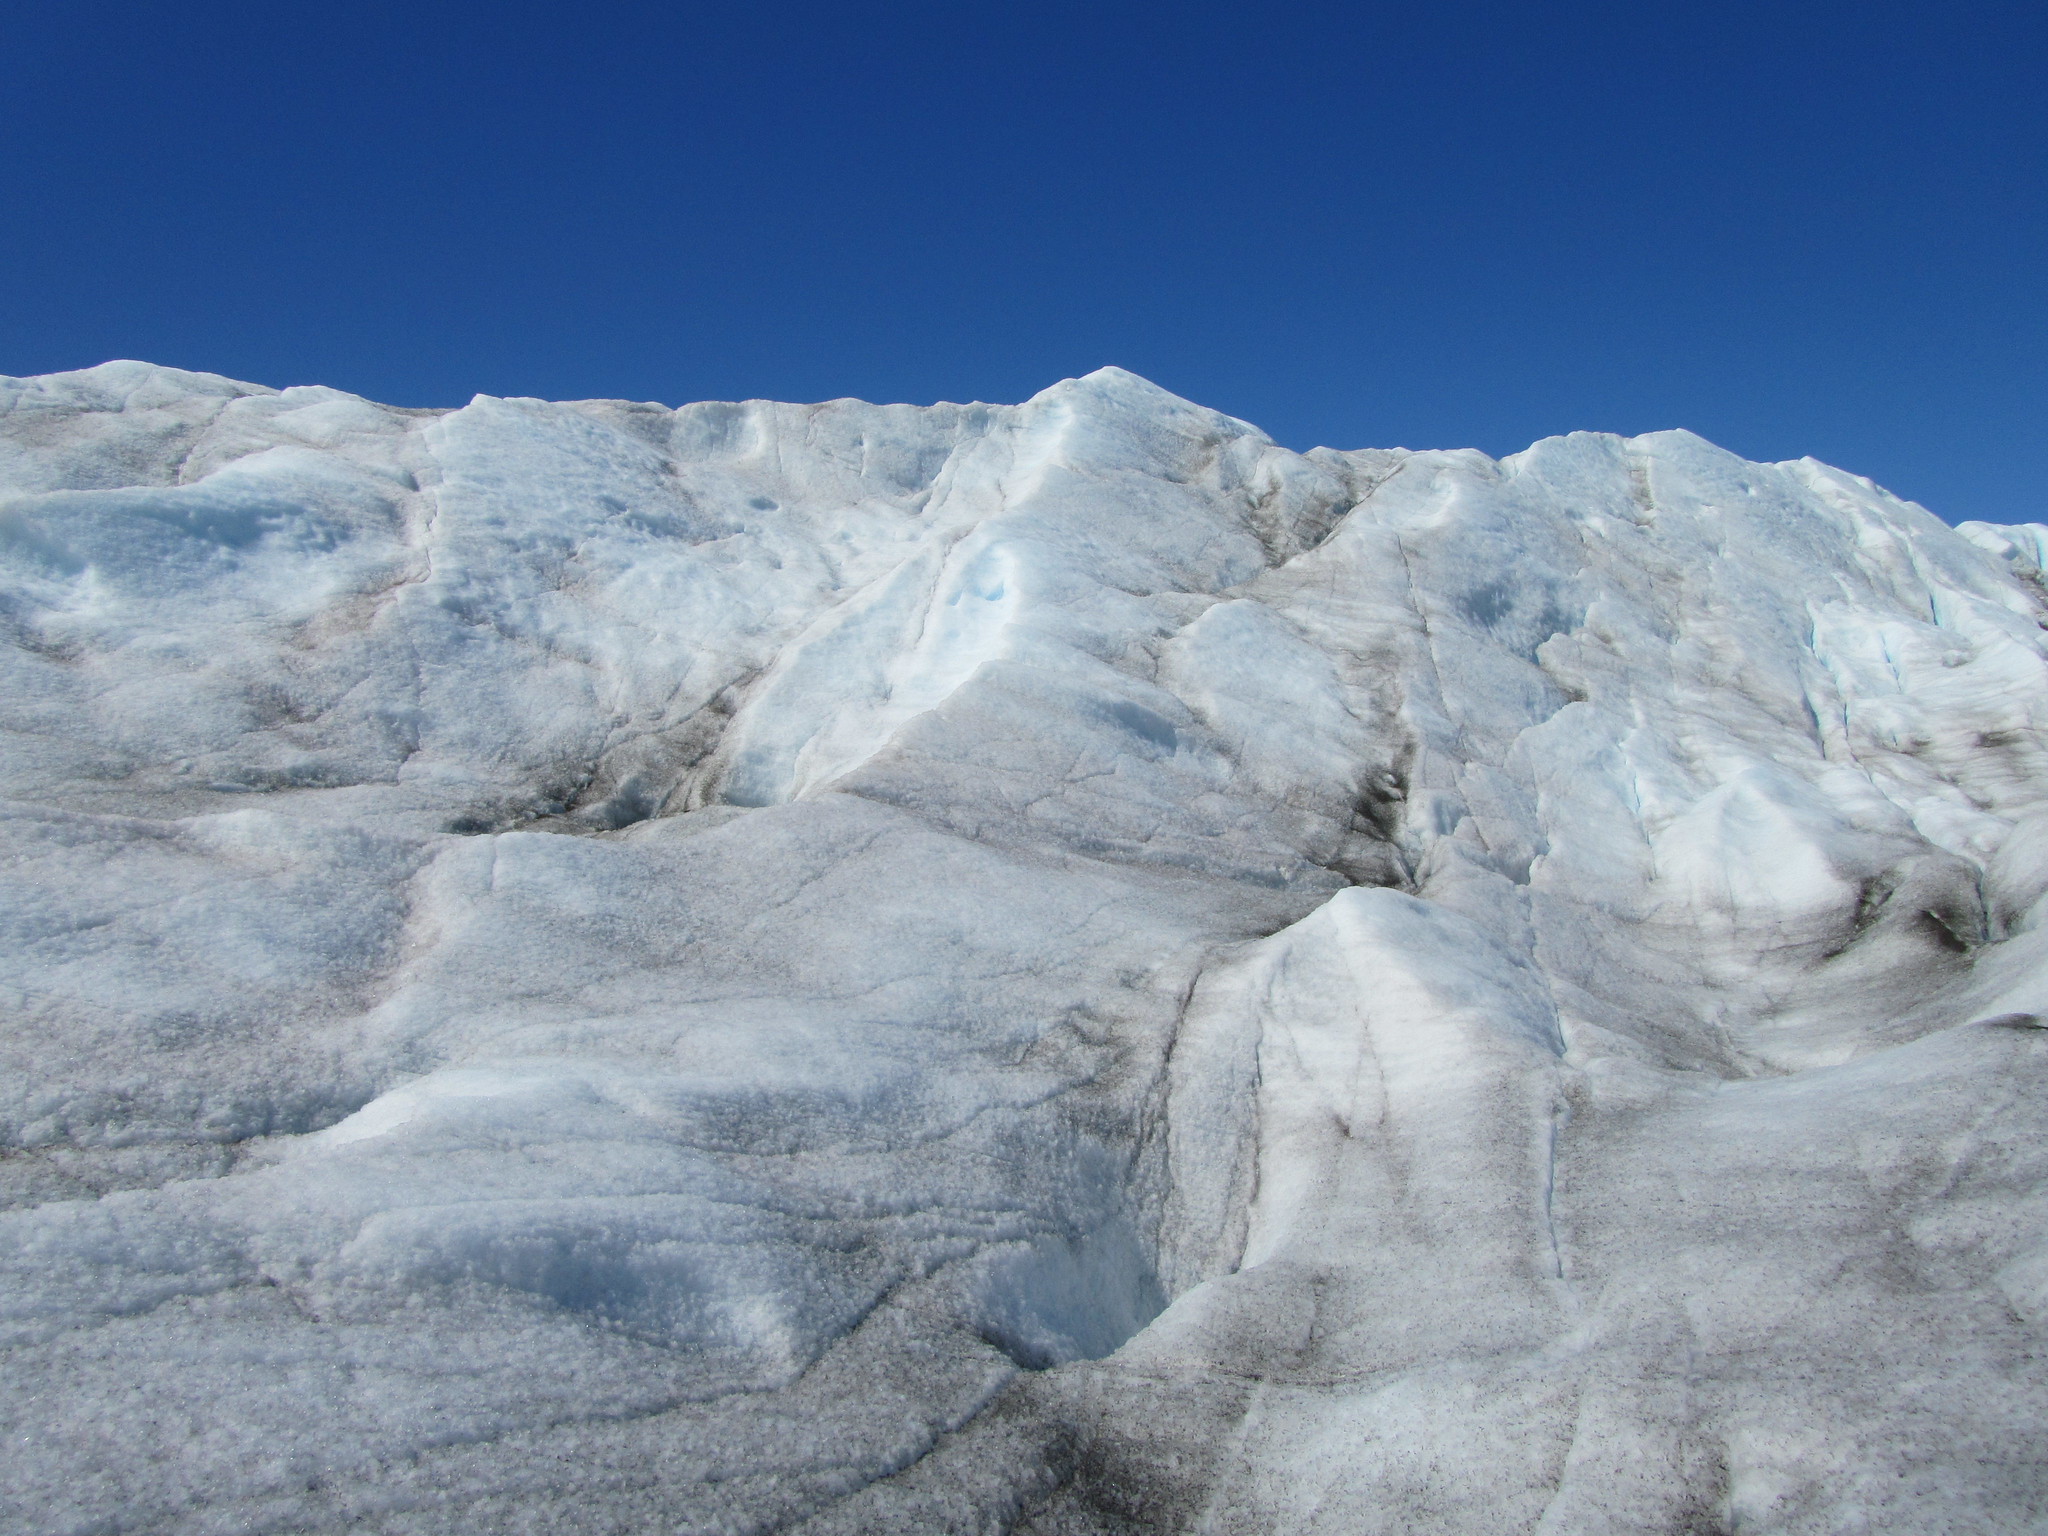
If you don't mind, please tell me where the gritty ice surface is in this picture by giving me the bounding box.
[1,360,2045,1533]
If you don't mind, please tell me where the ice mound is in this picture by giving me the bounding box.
[2,361,2045,1533]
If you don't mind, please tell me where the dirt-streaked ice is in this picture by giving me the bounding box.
[2,361,2044,1533]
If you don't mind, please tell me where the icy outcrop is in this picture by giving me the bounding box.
[1,360,2045,1533]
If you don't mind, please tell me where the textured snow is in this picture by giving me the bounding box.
[2,359,2046,1533]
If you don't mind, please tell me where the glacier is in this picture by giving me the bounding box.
[1,359,2045,1533]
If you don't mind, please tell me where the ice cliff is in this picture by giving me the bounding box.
[2,360,2045,1533]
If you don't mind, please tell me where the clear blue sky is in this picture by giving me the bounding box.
[4,2,2042,522]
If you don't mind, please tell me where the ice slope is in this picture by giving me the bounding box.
[0,360,2044,1534]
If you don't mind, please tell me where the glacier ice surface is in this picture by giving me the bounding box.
[2,360,2047,1532]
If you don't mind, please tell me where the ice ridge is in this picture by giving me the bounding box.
[1,360,2045,1533]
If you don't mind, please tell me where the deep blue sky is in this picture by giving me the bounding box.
[3,2,2042,522]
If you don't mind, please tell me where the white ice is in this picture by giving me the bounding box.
[1,360,2045,1533]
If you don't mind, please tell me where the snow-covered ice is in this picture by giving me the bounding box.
[1,360,2045,1533]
